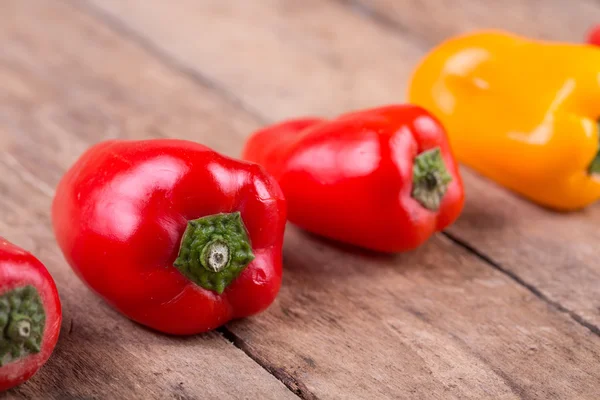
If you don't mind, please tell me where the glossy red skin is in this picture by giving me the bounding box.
[242,105,464,253]
[52,139,286,335]
[587,25,600,46]
[0,238,62,391]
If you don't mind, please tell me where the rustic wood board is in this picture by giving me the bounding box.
[344,0,600,43]
[0,0,598,398]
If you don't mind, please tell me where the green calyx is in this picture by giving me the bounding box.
[0,286,45,366]
[174,212,255,294]
[588,121,600,175]
[412,147,453,211]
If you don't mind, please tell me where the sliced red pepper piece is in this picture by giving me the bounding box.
[242,105,465,253]
[52,139,286,335]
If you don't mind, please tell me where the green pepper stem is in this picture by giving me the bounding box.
[0,286,45,366]
[201,240,230,272]
[412,147,453,211]
[174,212,255,294]
[7,319,31,341]
[588,121,600,175]
[588,155,600,174]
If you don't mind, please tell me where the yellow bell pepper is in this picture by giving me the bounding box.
[408,30,600,211]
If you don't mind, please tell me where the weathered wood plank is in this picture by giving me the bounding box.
[230,230,600,399]
[0,1,296,398]
[79,0,600,398]
[84,0,600,333]
[343,0,600,43]
[447,170,600,332]
[76,0,421,122]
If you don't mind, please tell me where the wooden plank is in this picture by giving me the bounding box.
[83,0,600,333]
[445,170,600,330]
[76,0,423,122]
[0,1,297,399]
[231,231,600,399]
[79,0,600,398]
[344,0,600,43]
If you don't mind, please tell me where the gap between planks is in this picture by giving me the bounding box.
[218,327,318,400]
[335,0,429,47]
[443,232,600,337]
[68,0,600,389]
[68,0,269,126]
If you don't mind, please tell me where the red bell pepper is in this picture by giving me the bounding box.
[0,238,61,391]
[52,139,286,335]
[587,25,600,46]
[242,105,464,253]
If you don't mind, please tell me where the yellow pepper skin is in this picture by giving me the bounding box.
[408,30,600,211]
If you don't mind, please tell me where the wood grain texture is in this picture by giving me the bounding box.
[229,231,600,399]
[0,1,296,398]
[344,0,600,43]
[84,0,600,336]
[77,0,600,398]
[78,0,423,122]
[446,171,600,332]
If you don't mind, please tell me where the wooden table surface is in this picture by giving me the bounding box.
[2,0,600,399]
